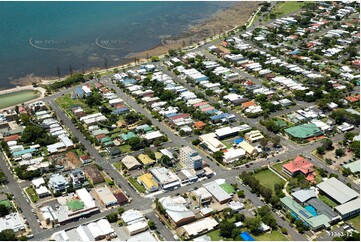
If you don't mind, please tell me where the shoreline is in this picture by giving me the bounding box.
[5,1,259,90]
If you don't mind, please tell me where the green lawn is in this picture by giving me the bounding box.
[347,215,360,232]
[272,161,290,180]
[318,194,338,208]
[206,230,233,241]
[254,230,289,241]
[221,140,233,149]
[25,187,39,203]
[272,1,307,16]
[254,169,286,194]
[128,177,146,193]
[0,199,12,208]
[113,162,122,171]
[56,94,86,110]
[120,145,132,153]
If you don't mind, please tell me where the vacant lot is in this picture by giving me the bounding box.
[128,177,146,193]
[272,1,306,16]
[254,169,286,194]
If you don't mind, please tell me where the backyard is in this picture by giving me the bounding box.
[254,168,286,194]
[253,230,289,241]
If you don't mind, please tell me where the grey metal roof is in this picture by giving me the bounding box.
[335,198,360,216]
[316,177,359,204]
[291,189,316,203]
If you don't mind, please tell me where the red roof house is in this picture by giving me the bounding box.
[282,156,315,183]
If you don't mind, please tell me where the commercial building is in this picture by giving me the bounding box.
[285,123,323,139]
[93,186,118,208]
[127,231,157,241]
[159,196,196,226]
[121,209,145,225]
[281,197,331,231]
[193,187,212,204]
[223,148,246,164]
[203,181,232,204]
[50,218,115,241]
[316,177,359,205]
[335,198,360,219]
[215,125,251,140]
[199,133,226,153]
[43,188,99,225]
[0,213,25,233]
[150,167,180,190]
[178,217,218,238]
[126,221,148,236]
[179,146,203,170]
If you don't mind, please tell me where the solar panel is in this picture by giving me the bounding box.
[299,210,312,219]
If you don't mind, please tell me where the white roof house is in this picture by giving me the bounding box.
[159,196,195,224]
[32,177,46,188]
[0,213,25,233]
[121,209,145,225]
[180,217,218,237]
[223,148,246,163]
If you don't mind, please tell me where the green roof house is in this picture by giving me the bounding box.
[285,123,322,139]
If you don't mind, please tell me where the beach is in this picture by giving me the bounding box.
[5,1,259,89]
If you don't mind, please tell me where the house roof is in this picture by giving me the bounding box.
[335,198,360,216]
[241,101,256,108]
[121,155,141,170]
[137,154,155,165]
[283,156,314,175]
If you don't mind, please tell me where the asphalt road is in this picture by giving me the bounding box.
[0,153,41,233]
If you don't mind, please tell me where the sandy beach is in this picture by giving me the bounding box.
[7,1,259,89]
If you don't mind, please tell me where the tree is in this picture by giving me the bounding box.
[335,148,345,157]
[205,90,214,96]
[281,228,288,234]
[0,204,10,217]
[150,56,159,62]
[260,138,268,148]
[237,190,245,198]
[213,151,224,162]
[234,213,245,222]
[192,139,201,146]
[106,212,118,223]
[322,139,334,150]
[317,146,325,155]
[118,207,125,215]
[0,229,16,241]
[272,136,281,147]
[222,208,234,219]
[344,132,356,141]
[148,220,156,230]
[244,217,261,234]
[127,137,146,150]
[219,221,236,238]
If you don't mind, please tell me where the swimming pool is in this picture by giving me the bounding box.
[304,205,317,216]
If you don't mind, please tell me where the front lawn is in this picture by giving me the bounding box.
[128,177,146,193]
[56,94,86,110]
[25,187,39,203]
[113,162,122,171]
[254,169,286,194]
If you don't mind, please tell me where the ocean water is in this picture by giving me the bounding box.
[0,1,232,89]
